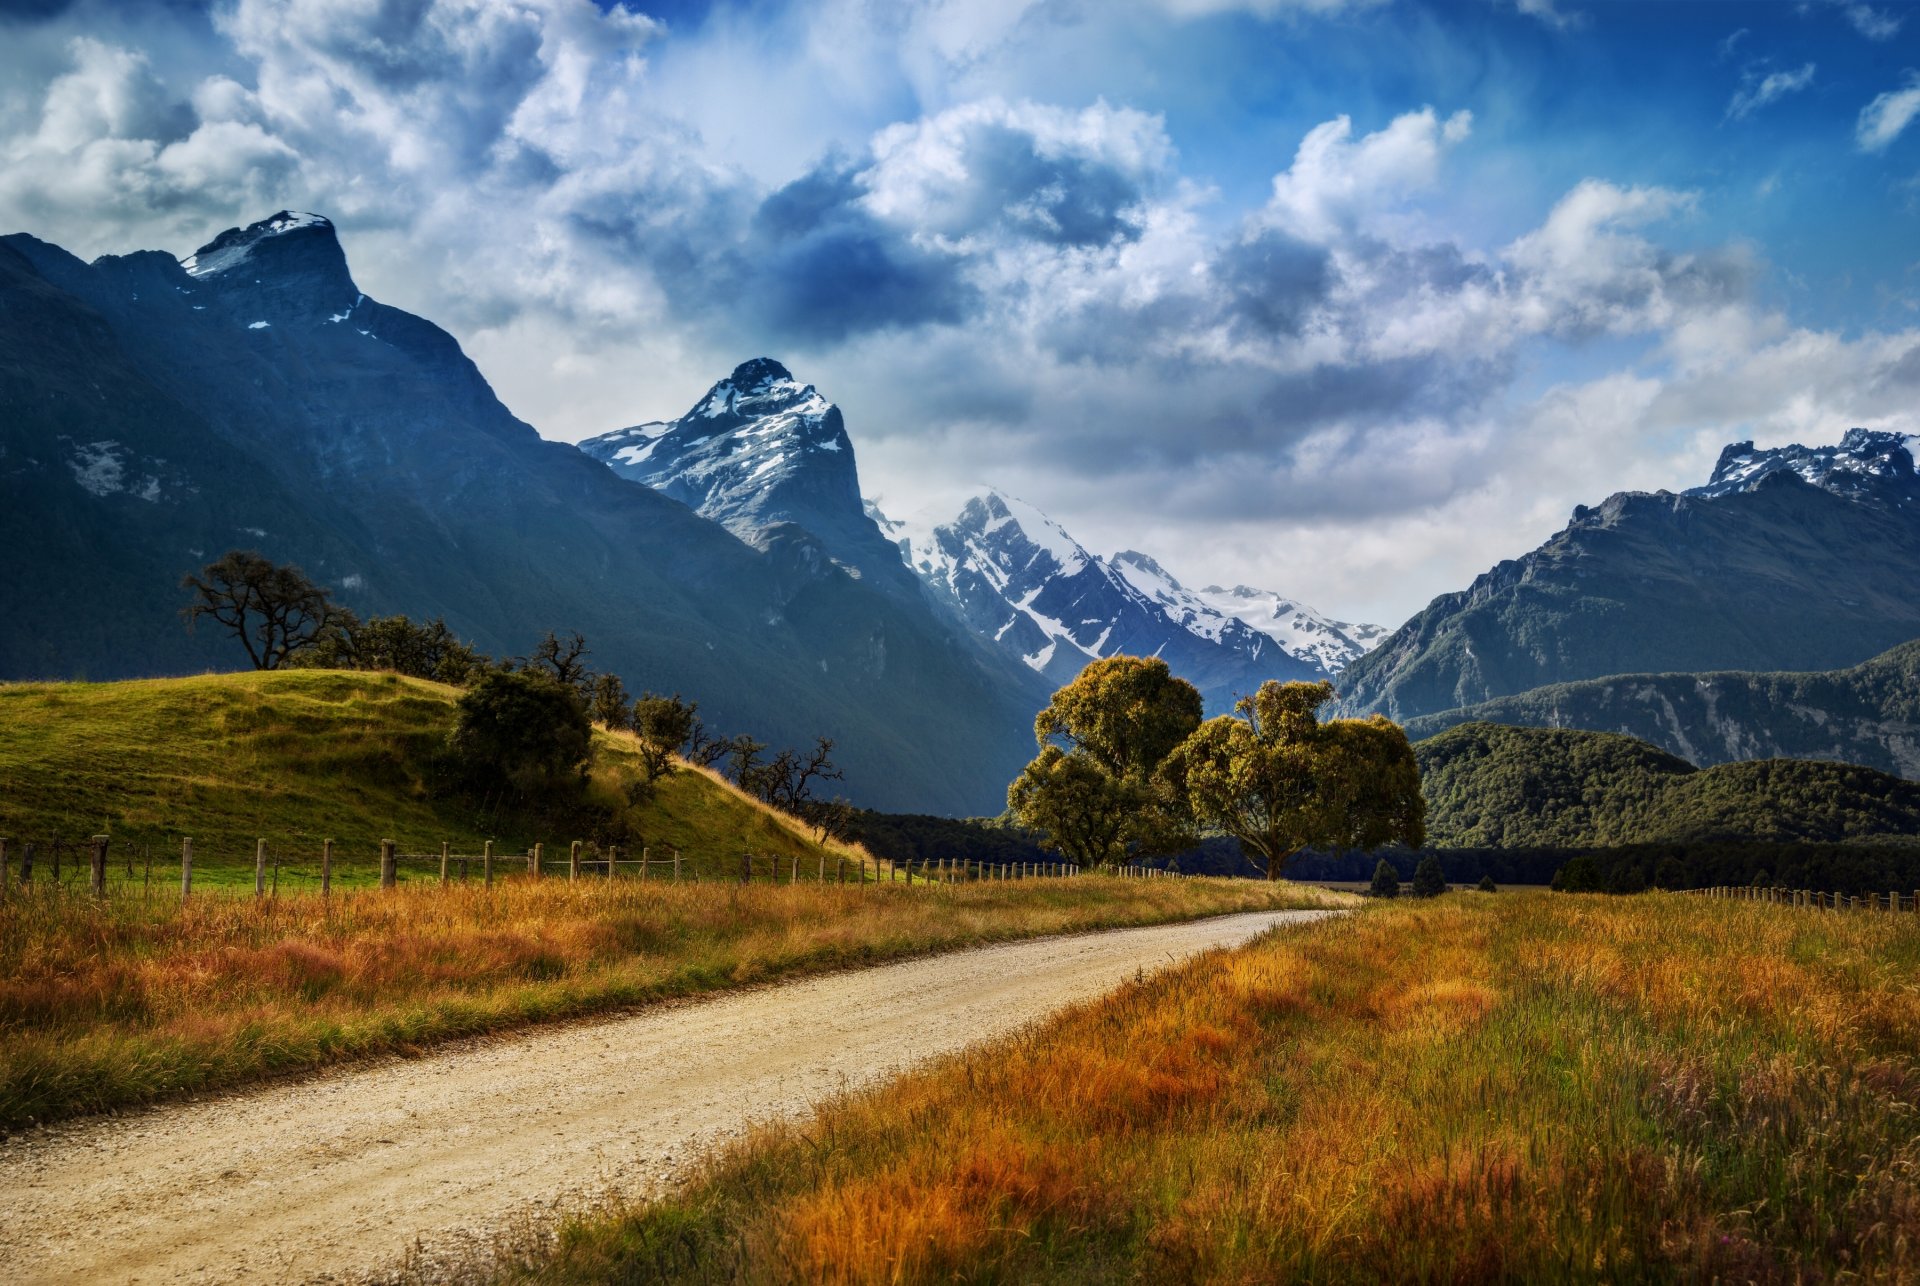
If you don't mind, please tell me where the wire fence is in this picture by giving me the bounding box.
[1689,884,1920,912]
[0,835,1171,904]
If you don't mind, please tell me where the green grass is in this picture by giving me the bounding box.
[509,892,1920,1283]
[0,670,870,886]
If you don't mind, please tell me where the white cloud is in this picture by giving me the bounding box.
[1263,106,1473,243]
[1835,2,1903,41]
[1858,74,1920,151]
[1726,62,1815,121]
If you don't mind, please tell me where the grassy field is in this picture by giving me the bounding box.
[514,892,1920,1283]
[0,670,873,887]
[0,872,1340,1132]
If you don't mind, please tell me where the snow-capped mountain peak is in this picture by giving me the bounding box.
[1690,428,1920,503]
[180,211,337,279]
[884,489,1384,710]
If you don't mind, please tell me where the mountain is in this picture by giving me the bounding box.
[1403,639,1920,779]
[1416,721,1920,848]
[577,359,919,596]
[872,491,1380,714]
[0,213,1036,814]
[1337,428,1920,723]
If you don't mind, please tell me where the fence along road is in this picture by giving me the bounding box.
[0,908,1336,1285]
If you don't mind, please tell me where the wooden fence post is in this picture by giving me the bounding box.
[483,840,493,886]
[741,852,751,884]
[89,834,108,898]
[674,848,681,881]
[441,841,451,885]
[532,843,543,877]
[179,838,191,901]
[380,839,396,889]
[569,841,581,882]
[322,839,333,897]
[255,839,268,898]
[608,845,618,880]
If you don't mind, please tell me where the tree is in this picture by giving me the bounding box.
[632,692,699,785]
[181,551,338,670]
[1161,680,1425,881]
[1412,854,1447,897]
[1551,855,1603,892]
[1009,657,1203,867]
[588,673,631,729]
[447,670,592,802]
[528,630,592,690]
[1007,745,1152,868]
[1369,858,1401,898]
[295,611,486,684]
[1477,874,1498,893]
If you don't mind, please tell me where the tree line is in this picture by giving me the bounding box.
[180,550,853,837]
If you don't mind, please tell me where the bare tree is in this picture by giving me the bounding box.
[181,551,338,670]
[528,630,592,690]
[685,718,733,769]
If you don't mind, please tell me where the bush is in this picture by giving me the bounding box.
[1368,858,1400,898]
[1551,854,1603,892]
[1477,874,1497,893]
[1411,854,1447,897]
[447,670,592,802]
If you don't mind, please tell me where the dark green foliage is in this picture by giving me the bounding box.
[632,692,699,786]
[1477,874,1497,893]
[447,669,592,803]
[1411,854,1447,897]
[294,611,486,684]
[1403,639,1920,781]
[1417,722,1920,848]
[1369,858,1400,898]
[1552,855,1603,892]
[843,812,1051,868]
[588,672,631,729]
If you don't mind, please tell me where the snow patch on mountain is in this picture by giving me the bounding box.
[182,211,332,278]
[1690,428,1920,503]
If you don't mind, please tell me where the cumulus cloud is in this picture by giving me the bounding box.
[1858,74,1920,151]
[1726,62,1814,121]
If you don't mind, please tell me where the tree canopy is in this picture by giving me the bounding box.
[181,551,339,670]
[1008,657,1203,867]
[1161,680,1425,880]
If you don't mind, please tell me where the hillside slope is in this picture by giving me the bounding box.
[1403,639,1920,779]
[0,215,1033,814]
[1416,721,1920,848]
[1337,430,1920,723]
[0,670,860,878]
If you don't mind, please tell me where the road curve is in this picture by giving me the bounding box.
[0,909,1336,1284]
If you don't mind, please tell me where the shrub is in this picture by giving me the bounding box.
[1477,874,1497,893]
[1411,854,1447,897]
[1551,855,1603,892]
[446,670,591,802]
[1368,858,1400,898]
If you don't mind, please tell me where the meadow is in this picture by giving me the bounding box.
[0,874,1340,1131]
[512,892,1920,1284]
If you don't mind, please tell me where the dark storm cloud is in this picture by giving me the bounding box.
[1216,228,1334,337]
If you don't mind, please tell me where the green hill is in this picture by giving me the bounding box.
[0,670,867,884]
[1402,639,1920,780]
[1416,721,1920,848]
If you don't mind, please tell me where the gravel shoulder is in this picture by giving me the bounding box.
[0,909,1335,1285]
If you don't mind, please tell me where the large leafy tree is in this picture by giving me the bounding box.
[181,550,339,670]
[1008,656,1203,867]
[1162,680,1425,880]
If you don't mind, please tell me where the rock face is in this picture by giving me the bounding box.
[1336,429,1920,724]
[578,359,919,596]
[1403,639,1920,780]
[0,214,1037,814]
[873,490,1380,715]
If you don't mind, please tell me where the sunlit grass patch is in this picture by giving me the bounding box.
[519,893,1920,1283]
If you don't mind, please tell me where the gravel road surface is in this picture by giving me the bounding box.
[0,908,1335,1284]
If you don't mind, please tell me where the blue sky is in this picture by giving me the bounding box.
[2,0,1918,624]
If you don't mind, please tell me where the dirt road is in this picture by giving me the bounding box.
[0,909,1334,1284]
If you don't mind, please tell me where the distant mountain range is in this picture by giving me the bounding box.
[10,206,1920,818]
[584,358,1380,716]
[1337,428,1920,729]
[0,214,1038,814]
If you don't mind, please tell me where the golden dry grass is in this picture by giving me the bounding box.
[519,892,1920,1284]
[0,874,1342,1131]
